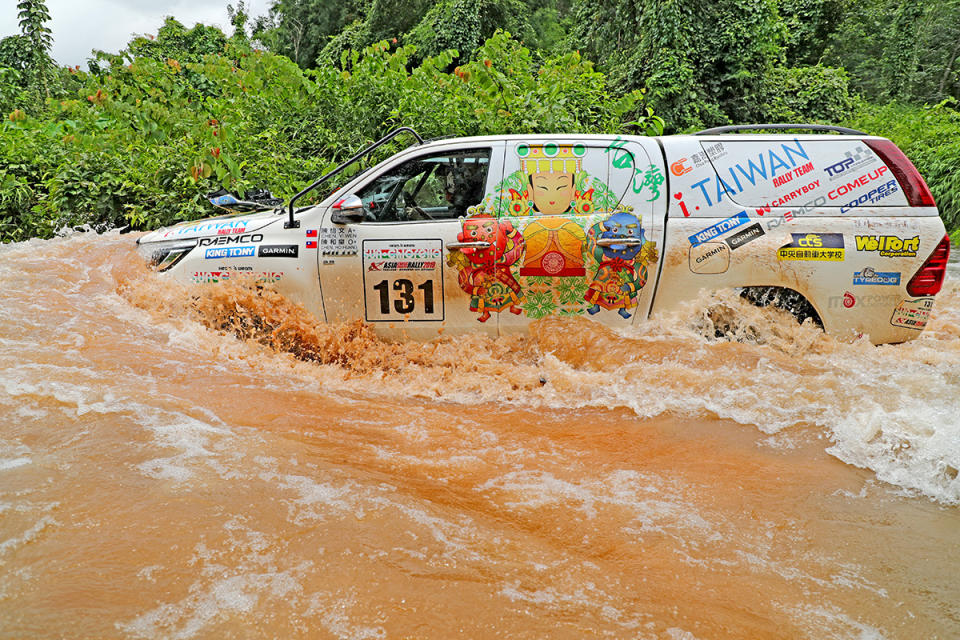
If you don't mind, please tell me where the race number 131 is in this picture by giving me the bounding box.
[372,278,435,315]
[362,239,444,322]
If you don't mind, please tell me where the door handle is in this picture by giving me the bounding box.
[446,241,493,250]
[596,237,644,246]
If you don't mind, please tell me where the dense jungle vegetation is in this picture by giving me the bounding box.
[1,0,959,242]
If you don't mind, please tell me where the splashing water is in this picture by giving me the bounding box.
[1,231,958,639]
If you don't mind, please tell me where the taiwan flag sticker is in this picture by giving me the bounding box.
[306,229,318,237]
[306,240,318,249]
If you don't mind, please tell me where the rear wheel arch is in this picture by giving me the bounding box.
[738,286,824,329]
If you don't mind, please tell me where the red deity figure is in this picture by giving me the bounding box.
[448,213,525,322]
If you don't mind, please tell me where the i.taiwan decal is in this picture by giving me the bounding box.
[363,239,443,322]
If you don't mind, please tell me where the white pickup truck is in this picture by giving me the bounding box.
[137,125,950,344]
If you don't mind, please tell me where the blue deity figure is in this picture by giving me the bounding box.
[584,211,658,319]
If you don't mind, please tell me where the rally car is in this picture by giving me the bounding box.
[137,125,950,344]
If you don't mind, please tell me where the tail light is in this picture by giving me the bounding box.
[864,139,936,207]
[906,234,950,296]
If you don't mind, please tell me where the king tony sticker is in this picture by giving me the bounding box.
[362,239,444,322]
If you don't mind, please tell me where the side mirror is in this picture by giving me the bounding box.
[330,194,367,224]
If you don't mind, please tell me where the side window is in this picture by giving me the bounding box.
[355,149,491,222]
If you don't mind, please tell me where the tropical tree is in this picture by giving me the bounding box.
[16,0,53,79]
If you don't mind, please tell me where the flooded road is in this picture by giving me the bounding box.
[1,232,959,639]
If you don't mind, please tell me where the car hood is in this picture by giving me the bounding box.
[138,210,284,244]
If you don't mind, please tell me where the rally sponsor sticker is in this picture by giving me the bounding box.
[258,244,299,258]
[689,242,730,274]
[852,267,900,286]
[688,211,750,247]
[204,246,255,259]
[362,239,444,322]
[854,235,920,258]
[725,223,764,250]
[777,233,845,261]
[890,297,934,330]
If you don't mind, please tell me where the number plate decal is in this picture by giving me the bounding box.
[362,239,444,322]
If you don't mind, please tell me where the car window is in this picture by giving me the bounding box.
[356,149,491,222]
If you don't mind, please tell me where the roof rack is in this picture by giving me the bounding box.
[285,126,424,229]
[694,123,867,136]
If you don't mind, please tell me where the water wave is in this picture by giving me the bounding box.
[3,232,958,505]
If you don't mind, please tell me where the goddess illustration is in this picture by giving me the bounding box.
[447,212,525,322]
[509,143,591,277]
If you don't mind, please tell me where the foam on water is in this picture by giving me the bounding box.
[1,230,955,637]
[130,272,960,505]
[119,516,314,640]
[4,231,946,505]
[2,231,959,511]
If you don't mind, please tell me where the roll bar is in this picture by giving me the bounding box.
[694,123,867,136]
[284,126,424,229]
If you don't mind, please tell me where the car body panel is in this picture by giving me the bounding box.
[657,135,945,342]
[136,132,947,344]
[315,139,507,339]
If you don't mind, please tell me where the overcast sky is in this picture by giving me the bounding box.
[1,0,269,67]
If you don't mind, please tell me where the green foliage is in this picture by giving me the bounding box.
[4,0,959,242]
[120,18,229,65]
[0,27,650,242]
[778,0,844,66]
[824,0,960,104]
[758,64,856,123]
[845,100,960,230]
[252,0,367,69]
[17,0,53,70]
[0,0,58,113]
[571,0,796,130]
[0,34,32,74]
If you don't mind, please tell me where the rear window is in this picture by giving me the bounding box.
[699,139,908,213]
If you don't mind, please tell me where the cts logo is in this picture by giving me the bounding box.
[792,233,843,248]
[778,233,845,261]
[670,159,692,177]
[843,291,856,308]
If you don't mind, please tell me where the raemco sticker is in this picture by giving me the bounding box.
[777,233,844,261]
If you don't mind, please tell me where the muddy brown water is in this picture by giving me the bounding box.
[1,232,959,639]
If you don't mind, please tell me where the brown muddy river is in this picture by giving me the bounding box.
[1,232,959,639]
